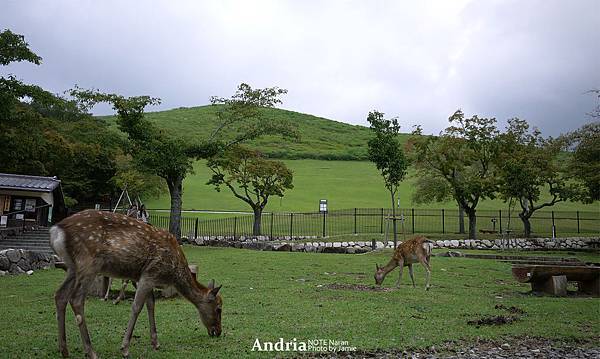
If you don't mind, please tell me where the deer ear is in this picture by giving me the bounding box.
[208,279,215,289]
[211,285,222,296]
[375,263,380,271]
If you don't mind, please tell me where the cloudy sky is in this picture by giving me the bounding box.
[2,0,599,135]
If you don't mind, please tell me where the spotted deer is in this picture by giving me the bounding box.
[374,236,433,289]
[49,210,223,358]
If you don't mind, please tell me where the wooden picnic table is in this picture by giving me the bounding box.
[512,264,600,296]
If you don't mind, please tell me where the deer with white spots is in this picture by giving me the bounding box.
[49,210,223,358]
[374,236,433,289]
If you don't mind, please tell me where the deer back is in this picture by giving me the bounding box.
[50,210,190,284]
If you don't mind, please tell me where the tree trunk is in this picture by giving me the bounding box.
[458,205,465,234]
[390,191,397,248]
[466,209,477,239]
[253,207,262,236]
[519,212,532,238]
[167,175,183,241]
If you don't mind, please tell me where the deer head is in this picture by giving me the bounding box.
[374,263,386,286]
[197,279,223,337]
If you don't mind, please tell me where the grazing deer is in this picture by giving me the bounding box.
[49,210,223,358]
[374,236,433,289]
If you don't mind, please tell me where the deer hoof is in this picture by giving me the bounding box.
[60,347,69,358]
[152,342,160,351]
[121,347,129,358]
[86,350,98,359]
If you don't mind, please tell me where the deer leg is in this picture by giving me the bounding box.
[103,277,112,301]
[420,259,432,290]
[121,279,153,357]
[69,275,97,359]
[145,290,160,350]
[408,264,416,288]
[114,280,129,305]
[55,269,76,358]
[395,260,404,288]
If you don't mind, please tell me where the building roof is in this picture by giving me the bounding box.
[0,173,61,192]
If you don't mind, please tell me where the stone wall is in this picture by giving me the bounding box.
[0,249,57,275]
[187,236,599,254]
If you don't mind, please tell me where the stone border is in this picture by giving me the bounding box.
[0,249,58,275]
[185,237,599,254]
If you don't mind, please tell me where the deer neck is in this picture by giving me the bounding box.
[175,272,209,307]
[381,258,398,278]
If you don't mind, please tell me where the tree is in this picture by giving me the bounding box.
[497,119,574,237]
[564,121,600,203]
[410,110,500,239]
[207,146,293,235]
[0,29,119,206]
[71,83,296,240]
[366,111,409,247]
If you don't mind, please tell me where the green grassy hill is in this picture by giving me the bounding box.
[104,105,410,160]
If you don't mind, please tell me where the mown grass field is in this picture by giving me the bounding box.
[144,159,600,214]
[1,247,598,358]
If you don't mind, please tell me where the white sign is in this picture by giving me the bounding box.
[0,216,7,228]
[319,199,328,212]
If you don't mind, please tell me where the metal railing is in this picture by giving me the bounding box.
[148,208,600,240]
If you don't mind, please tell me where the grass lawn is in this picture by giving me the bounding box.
[0,247,598,357]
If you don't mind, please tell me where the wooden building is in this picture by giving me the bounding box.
[0,173,66,228]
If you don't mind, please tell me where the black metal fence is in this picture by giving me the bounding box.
[148,208,600,239]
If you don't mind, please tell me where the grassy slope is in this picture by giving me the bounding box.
[144,159,599,213]
[104,105,399,160]
[0,247,598,358]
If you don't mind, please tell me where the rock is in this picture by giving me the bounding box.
[341,242,348,247]
[0,255,9,271]
[194,238,205,245]
[9,263,24,274]
[450,240,459,247]
[376,241,384,249]
[5,249,21,263]
[0,270,6,276]
[17,258,31,271]
[482,240,492,247]
[274,243,292,251]
[26,270,34,275]
[325,242,333,248]
[348,241,355,246]
[333,242,341,248]
[346,247,356,254]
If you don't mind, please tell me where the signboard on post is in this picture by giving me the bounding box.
[319,199,328,213]
[0,215,7,228]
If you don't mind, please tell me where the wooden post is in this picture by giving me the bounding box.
[270,212,274,240]
[531,275,567,296]
[354,208,357,234]
[194,217,199,240]
[233,217,237,241]
[442,209,445,234]
[411,208,415,234]
[551,211,556,238]
[380,208,384,234]
[290,213,294,239]
[499,210,502,234]
[577,211,580,234]
[322,211,326,237]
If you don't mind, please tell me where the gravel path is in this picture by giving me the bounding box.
[310,338,599,359]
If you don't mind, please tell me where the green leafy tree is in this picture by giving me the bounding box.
[0,29,119,207]
[366,111,409,247]
[72,83,296,239]
[207,146,293,235]
[497,119,575,237]
[564,121,600,203]
[410,110,500,239]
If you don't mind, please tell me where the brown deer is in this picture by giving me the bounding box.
[49,210,223,358]
[374,236,433,289]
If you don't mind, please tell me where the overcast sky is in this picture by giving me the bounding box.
[2,0,599,136]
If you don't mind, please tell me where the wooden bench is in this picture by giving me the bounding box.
[512,264,600,296]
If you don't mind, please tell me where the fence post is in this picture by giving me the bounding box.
[551,211,556,238]
[322,211,326,237]
[354,208,357,234]
[442,209,445,234]
[290,213,294,239]
[411,208,415,234]
[380,208,384,233]
[270,212,274,240]
[577,211,580,234]
[233,217,237,241]
[499,210,502,234]
[194,217,199,240]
